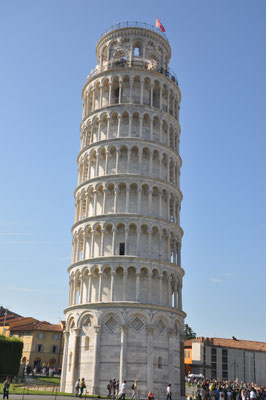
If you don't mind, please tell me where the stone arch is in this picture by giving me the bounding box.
[66,315,76,331]
[132,39,143,57]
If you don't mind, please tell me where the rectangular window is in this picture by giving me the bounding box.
[222,364,228,371]
[37,344,42,352]
[211,355,217,362]
[222,349,228,356]
[119,243,125,255]
[222,371,228,379]
[222,356,228,363]
[211,348,217,355]
[38,333,44,339]
[188,350,191,358]
[53,334,58,340]
[52,345,57,354]
[24,343,29,351]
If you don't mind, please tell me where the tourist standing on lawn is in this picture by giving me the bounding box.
[131,380,138,400]
[74,378,80,397]
[119,381,126,400]
[166,383,172,400]
[107,380,112,398]
[79,378,86,398]
[3,377,10,400]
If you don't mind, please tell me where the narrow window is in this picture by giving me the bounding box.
[52,345,57,354]
[134,47,140,56]
[37,344,43,352]
[85,336,90,350]
[158,357,162,369]
[119,243,125,255]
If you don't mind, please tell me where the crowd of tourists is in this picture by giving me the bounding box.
[106,378,172,400]
[74,377,172,400]
[187,378,266,400]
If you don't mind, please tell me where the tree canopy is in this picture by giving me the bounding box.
[184,323,196,340]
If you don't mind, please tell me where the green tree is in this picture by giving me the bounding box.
[184,323,196,340]
[0,335,23,376]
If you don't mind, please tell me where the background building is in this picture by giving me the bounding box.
[185,337,266,385]
[61,21,185,398]
[0,311,64,370]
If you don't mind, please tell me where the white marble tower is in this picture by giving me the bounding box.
[60,22,186,399]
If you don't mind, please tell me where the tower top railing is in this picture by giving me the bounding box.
[87,59,178,86]
[99,21,169,42]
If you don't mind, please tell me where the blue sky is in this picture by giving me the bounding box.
[0,0,265,341]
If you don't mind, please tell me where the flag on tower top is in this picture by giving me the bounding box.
[156,18,165,32]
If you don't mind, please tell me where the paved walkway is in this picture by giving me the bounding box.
[3,396,86,400]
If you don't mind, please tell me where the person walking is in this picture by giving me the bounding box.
[74,379,80,397]
[131,380,138,400]
[166,383,172,400]
[112,378,117,398]
[119,381,127,400]
[107,380,112,398]
[3,377,10,400]
[79,378,86,398]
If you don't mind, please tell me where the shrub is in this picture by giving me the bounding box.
[0,335,23,376]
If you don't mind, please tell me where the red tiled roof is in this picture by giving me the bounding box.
[185,337,266,352]
[10,321,63,333]
[212,337,266,352]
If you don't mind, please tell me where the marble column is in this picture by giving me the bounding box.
[127,148,131,172]
[100,229,105,256]
[71,328,80,391]
[136,272,140,301]
[60,331,69,392]
[107,116,110,138]
[128,115,132,137]
[116,151,120,173]
[139,116,143,138]
[105,151,109,174]
[148,229,152,258]
[92,326,101,395]
[119,325,128,384]
[88,273,92,302]
[178,283,182,309]
[118,81,122,103]
[136,229,141,256]
[137,188,142,213]
[174,283,178,308]
[140,80,144,104]
[146,326,154,391]
[98,272,102,301]
[125,187,130,213]
[114,187,118,213]
[103,188,107,214]
[90,231,95,258]
[123,270,127,301]
[108,83,112,105]
[110,271,115,301]
[112,228,117,255]
[125,227,129,255]
[117,115,121,137]
[158,275,163,304]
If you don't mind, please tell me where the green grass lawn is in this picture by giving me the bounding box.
[36,377,61,385]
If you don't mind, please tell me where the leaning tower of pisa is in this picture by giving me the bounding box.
[60,22,186,398]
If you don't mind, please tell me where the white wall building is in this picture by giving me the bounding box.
[185,337,266,385]
[60,22,186,398]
